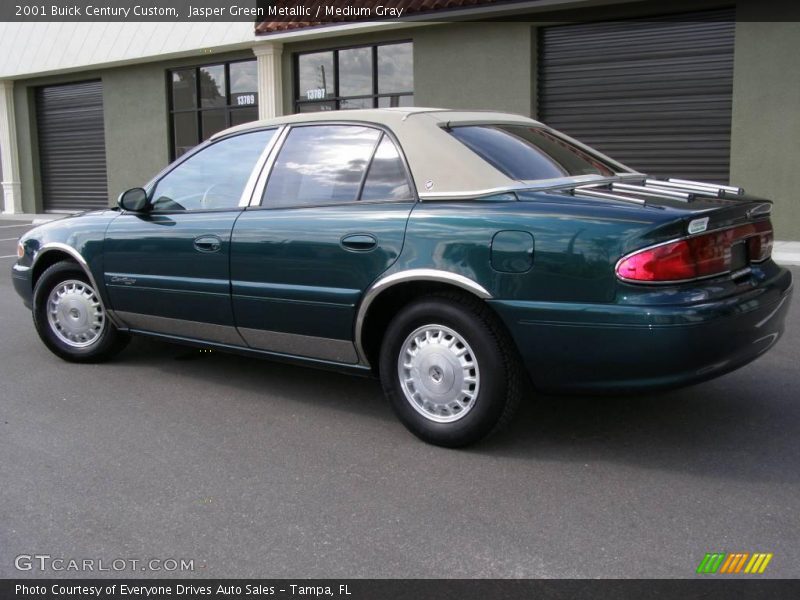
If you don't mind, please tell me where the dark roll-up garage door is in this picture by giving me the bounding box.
[36,80,109,211]
[538,9,735,183]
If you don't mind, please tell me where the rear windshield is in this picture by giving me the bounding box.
[449,125,617,181]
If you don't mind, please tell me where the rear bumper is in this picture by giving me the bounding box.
[11,263,33,309]
[490,268,793,393]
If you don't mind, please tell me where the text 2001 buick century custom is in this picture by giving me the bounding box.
[12,109,793,447]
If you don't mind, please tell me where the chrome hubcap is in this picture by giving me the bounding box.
[46,279,105,348]
[397,324,480,423]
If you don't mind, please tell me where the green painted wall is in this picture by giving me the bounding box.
[13,82,38,214]
[730,3,800,239]
[413,23,534,117]
[101,63,171,204]
[13,50,253,213]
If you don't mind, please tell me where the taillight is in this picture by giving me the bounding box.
[747,221,774,262]
[616,220,773,283]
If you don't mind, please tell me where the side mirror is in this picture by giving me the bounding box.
[118,188,149,212]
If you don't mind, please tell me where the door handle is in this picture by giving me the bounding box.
[194,235,222,253]
[341,234,377,252]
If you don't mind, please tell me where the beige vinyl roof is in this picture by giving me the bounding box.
[215,108,631,200]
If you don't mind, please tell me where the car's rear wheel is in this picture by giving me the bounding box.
[379,292,521,447]
[33,261,129,362]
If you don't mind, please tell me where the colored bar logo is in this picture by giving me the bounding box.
[696,552,773,574]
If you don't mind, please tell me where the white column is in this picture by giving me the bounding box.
[253,42,284,120]
[0,79,22,214]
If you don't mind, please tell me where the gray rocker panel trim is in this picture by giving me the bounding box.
[115,311,359,364]
[238,327,359,364]
[115,311,247,346]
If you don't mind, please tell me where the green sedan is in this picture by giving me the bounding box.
[11,109,793,447]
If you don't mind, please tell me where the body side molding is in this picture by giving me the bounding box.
[354,268,493,367]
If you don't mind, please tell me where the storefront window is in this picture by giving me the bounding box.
[295,42,413,113]
[168,60,258,159]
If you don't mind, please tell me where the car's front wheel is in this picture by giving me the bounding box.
[379,293,521,447]
[33,261,129,362]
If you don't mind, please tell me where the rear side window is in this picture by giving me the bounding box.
[449,125,616,181]
[360,135,413,201]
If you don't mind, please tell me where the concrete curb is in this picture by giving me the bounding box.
[773,242,800,266]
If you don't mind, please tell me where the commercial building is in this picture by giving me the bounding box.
[1,0,798,237]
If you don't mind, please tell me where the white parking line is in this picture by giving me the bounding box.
[0,237,21,241]
[0,254,19,259]
[0,223,33,229]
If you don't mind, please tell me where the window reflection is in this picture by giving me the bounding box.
[295,43,413,112]
[230,107,259,126]
[378,43,412,93]
[361,136,413,201]
[201,110,227,139]
[168,60,260,159]
[200,65,225,108]
[264,126,381,207]
[298,51,334,100]
[340,97,373,110]
[450,126,616,180]
[338,47,372,97]
[152,130,274,211]
[171,69,196,110]
[230,61,257,97]
[173,112,198,158]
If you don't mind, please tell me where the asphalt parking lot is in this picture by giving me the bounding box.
[1,218,798,579]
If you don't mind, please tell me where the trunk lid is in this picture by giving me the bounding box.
[564,178,775,284]
[568,177,773,243]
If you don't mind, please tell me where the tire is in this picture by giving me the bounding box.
[32,261,130,363]
[379,292,522,447]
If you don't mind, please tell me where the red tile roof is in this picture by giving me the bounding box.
[256,0,511,35]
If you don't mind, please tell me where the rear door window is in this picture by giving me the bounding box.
[263,125,380,208]
[263,125,414,207]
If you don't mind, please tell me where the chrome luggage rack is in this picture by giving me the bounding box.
[573,177,745,205]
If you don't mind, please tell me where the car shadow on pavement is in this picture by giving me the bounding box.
[117,336,799,484]
[118,336,393,422]
[477,360,800,484]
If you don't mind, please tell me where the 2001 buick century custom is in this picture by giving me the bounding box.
[11,109,793,446]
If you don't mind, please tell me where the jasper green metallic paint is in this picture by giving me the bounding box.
[11,109,793,401]
[231,201,414,343]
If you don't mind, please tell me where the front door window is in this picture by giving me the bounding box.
[151,129,275,212]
